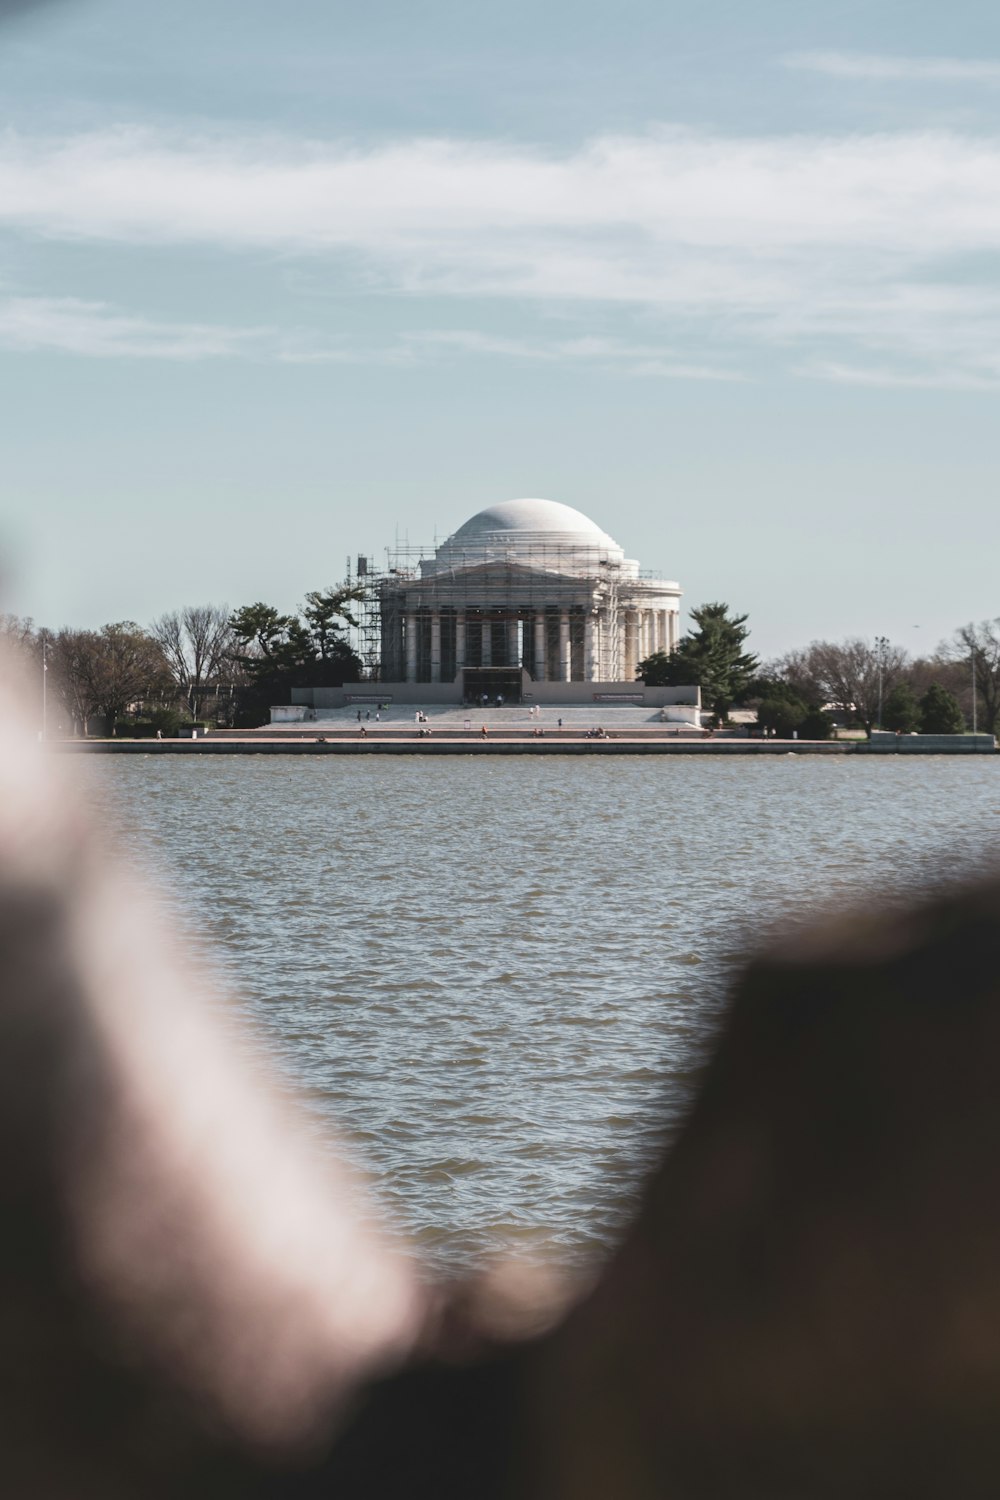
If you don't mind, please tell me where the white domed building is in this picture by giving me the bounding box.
[376,498,682,702]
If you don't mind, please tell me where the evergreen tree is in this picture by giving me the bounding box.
[799,705,834,740]
[229,598,361,727]
[919,682,965,735]
[882,682,921,734]
[640,603,758,721]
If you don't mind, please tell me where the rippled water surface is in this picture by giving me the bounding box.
[78,755,1000,1271]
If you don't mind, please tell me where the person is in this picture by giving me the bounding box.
[155,729,162,741]
[360,725,367,737]
[357,710,362,723]
[414,712,421,725]
[497,694,503,708]
[558,718,563,729]
[375,712,380,722]
[366,710,370,721]
[480,724,488,737]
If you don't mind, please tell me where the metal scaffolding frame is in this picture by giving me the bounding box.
[347,540,674,685]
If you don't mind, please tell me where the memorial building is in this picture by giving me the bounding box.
[289,497,696,713]
[377,498,681,702]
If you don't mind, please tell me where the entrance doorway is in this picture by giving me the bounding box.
[462,668,523,705]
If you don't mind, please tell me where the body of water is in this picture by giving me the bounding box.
[78,755,999,1272]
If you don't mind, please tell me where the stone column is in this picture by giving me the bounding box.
[584,614,596,681]
[624,610,638,681]
[430,611,441,684]
[404,612,417,682]
[506,618,518,670]
[669,610,679,651]
[481,616,492,667]
[534,613,546,680]
[559,612,571,682]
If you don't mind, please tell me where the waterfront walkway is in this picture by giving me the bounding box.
[50,705,997,756]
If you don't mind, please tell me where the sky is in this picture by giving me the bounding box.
[2,0,1000,659]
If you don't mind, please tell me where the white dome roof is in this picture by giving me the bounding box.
[423,498,631,577]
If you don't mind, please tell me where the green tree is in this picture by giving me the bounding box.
[228,597,362,727]
[917,684,965,735]
[639,603,758,722]
[756,694,807,737]
[882,682,920,734]
[636,649,685,687]
[302,585,365,664]
[919,682,965,735]
[799,705,834,740]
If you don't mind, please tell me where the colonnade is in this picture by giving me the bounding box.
[398,603,677,683]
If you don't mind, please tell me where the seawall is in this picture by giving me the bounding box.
[48,737,996,757]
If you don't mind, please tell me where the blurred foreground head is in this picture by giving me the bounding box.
[0,658,424,1495]
[2,652,1000,1498]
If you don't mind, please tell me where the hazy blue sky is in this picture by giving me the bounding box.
[3,0,1000,656]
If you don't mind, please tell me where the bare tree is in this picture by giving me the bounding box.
[0,614,36,653]
[803,638,908,737]
[48,630,97,734]
[951,621,1000,735]
[50,624,171,735]
[150,605,233,720]
[767,646,825,706]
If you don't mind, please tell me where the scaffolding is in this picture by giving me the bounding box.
[346,539,676,689]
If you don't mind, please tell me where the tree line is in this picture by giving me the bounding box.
[639,605,1000,738]
[1,586,364,735]
[3,591,998,738]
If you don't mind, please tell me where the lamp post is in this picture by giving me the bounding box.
[875,635,889,730]
[41,638,47,741]
[971,646,978,735]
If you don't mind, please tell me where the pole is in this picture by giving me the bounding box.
[875,635,888,730]
[41,639,47,741]
[972,648,978,735]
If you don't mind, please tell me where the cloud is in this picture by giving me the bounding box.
[0,296,264,359]
[404,329,744,380]
[0,296,744,380]
[4,125,1000,262]
[3,125,1000,385]
[800,361,1000,392]
[782,52,1000,83]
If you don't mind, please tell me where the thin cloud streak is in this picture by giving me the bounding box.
[405,329,744,379]
[0,296,265,359]
[0,296,742,380]
[801,361,1000,392]
[782,51,1000,83]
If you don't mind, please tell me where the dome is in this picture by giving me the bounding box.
[422,498,632,577]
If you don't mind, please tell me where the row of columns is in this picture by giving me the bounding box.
[403,610,589,683]
[622,608,676,681]
[402,605,676,683]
